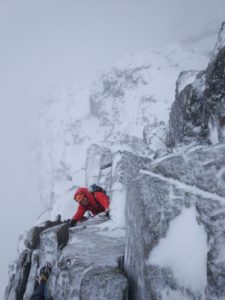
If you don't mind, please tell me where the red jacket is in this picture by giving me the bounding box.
[72,187,110,221]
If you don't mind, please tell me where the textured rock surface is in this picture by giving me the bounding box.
[5,144,225,300]
[25,217,62,249]
[5,249,32,300]
[168,71,206,146]
[5,220,69,300]
[5,216,126,300]
[151,144,225,197]
[80,266,128,300]
[203,45,225,143]
[124,144,225,300]
[168,22,225,146]
[48,217,126,300]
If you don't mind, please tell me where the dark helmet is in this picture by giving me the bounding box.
[39,264,51,279]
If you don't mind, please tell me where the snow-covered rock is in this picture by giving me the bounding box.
[168,22,225,147]
[151,144,225,197]
[125,144,225,300]
[210,21,225,64]
[80,267,128,300]
[37,45,207,222]
[5,218,67,300]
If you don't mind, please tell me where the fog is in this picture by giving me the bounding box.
[0,0,225,297]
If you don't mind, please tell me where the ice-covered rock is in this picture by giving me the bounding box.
[6,144,225,299]
[44,217,126,300]
[125,144,225,299]
[168,22,225,147]
[5,249,32,300]
[203,43,225,144]
[80,266,128,300]
[37,45,207,222]
[210,21,225,64]
[151,144,225,197]
[5,219,69,300]
[5,215,127,300]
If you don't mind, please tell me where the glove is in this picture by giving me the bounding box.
[105,209,110,217]
[69,219,77,227]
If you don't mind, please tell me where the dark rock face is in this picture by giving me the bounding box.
[5,220,69,300]
[80,267,128,300]
[202,46,225,142]
[168,71,206,146]
[124,144,225,300]
[25,217,62,249]
[5,249,32,300]
[168,22,225,146]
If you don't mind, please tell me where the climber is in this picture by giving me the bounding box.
[30,264,52,300]
[68,186,110,227]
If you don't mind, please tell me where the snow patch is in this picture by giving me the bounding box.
[177,71,199,93]
[149,206,208,295]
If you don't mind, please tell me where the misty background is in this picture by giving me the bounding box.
[0,0,225,297]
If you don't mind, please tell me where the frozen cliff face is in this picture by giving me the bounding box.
[203,45,225,144]
[37,45,207,221]
[5,217,127,300]
[151,144,225,197]
[124,144,225,300]
[168,71,206,146]
[210,21,225,64]
[5,217,64,300]
[168,22,225,147]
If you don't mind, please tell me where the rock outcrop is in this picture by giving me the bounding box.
[168,22,225,146]
[124,144,225,300]
[5,217,67,300]
[5,216,127,300]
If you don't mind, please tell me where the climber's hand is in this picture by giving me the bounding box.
[69,219,77,227]
[105,209,110,217]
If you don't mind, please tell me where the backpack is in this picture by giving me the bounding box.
[89,184,107,195]
[89,184,108,208]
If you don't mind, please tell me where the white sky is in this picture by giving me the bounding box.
[0,0,225,297]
